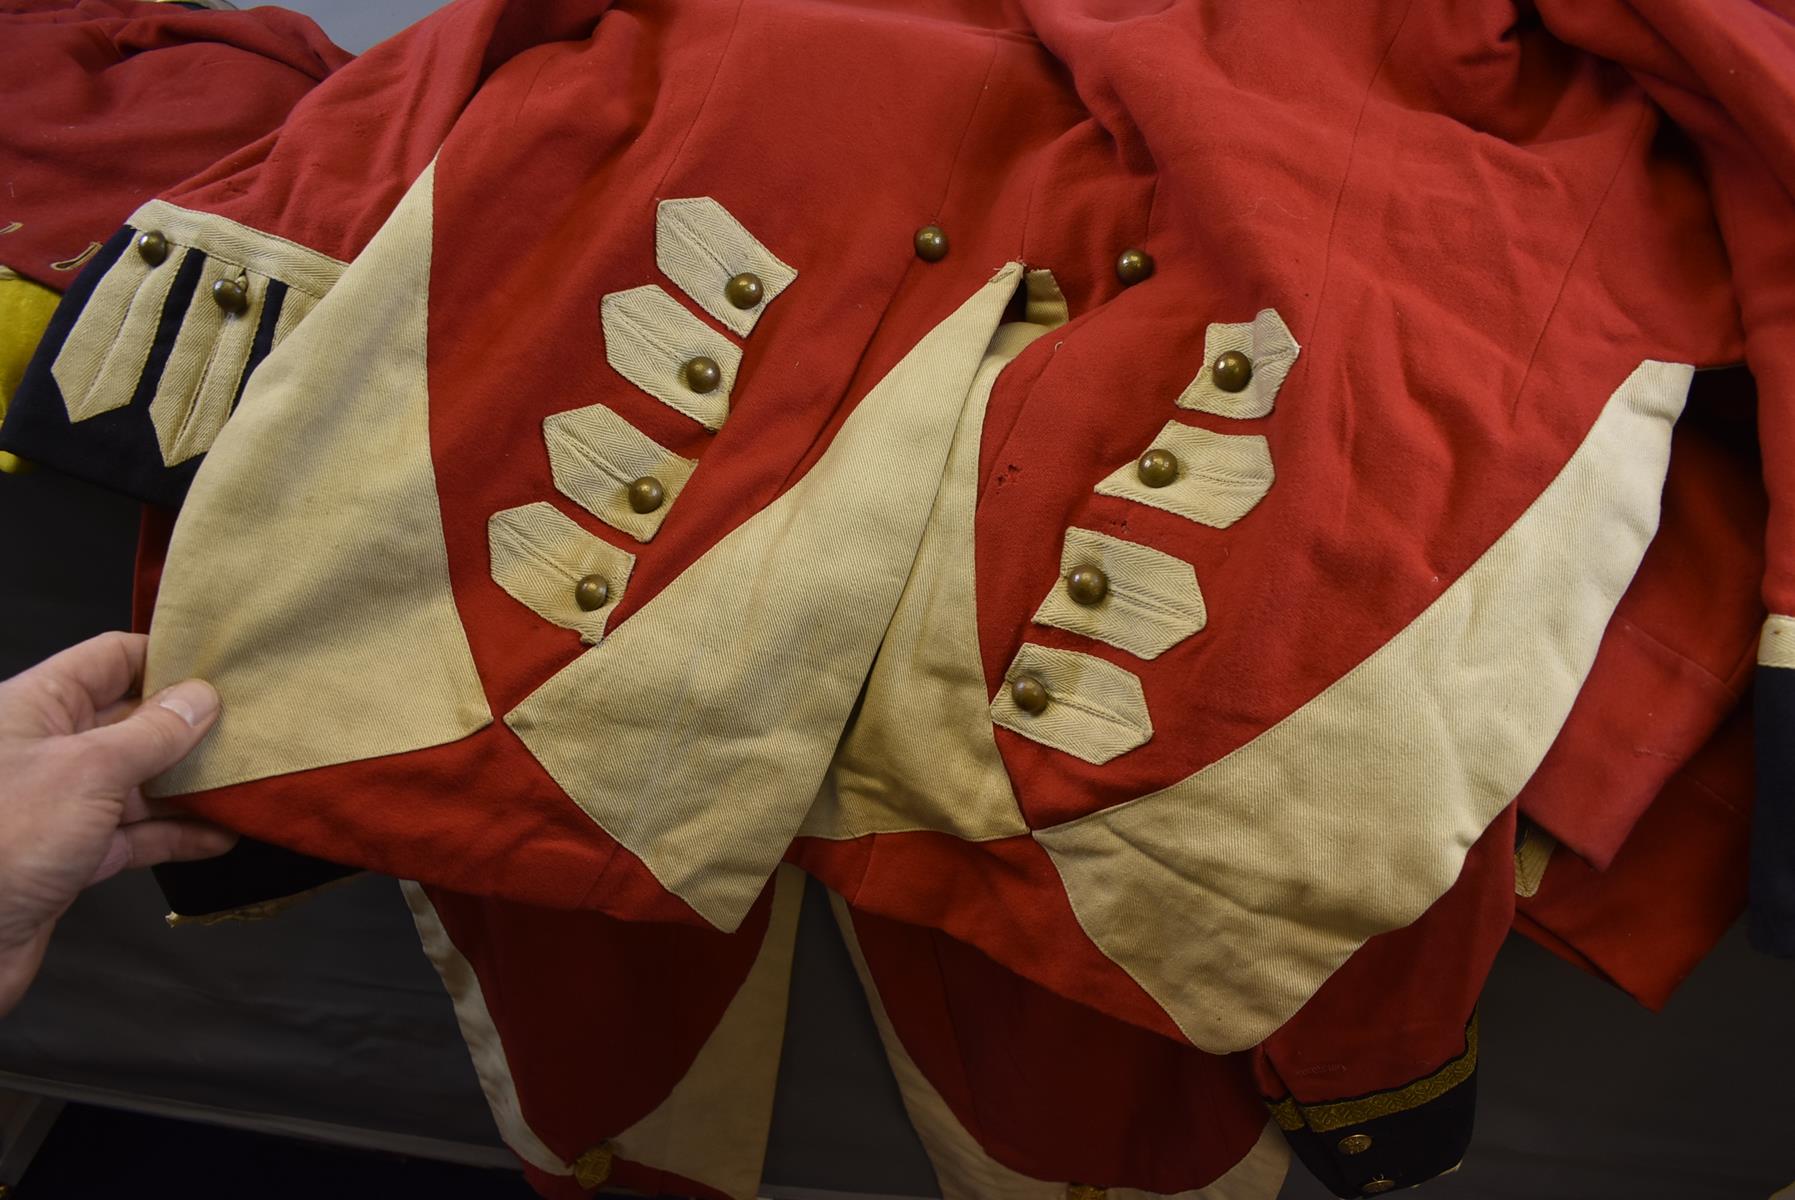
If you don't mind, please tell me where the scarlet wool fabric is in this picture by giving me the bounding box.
[0,0,350,289]
[4,1,1794,1196]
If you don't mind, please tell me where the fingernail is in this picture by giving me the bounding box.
[158,680,219,728]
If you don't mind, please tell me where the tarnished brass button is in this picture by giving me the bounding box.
[1361,1180,1397,1196]
[1213,349,1253,393]
[1136,447,1179,488]
[914,224,949,262]
[1066,1187,1108,1200]
[627,475,666,514]
[1115,248,1154,285]
[1011,673,1050,715]
[1066,565,1109,606]
[725,272,763,309]
[1338,1133,1374,1155]
[212,276,249,315]
[683,355,722,394]
[571,1143,615,1190]
[135,230,169,266]
[573,575,610,612]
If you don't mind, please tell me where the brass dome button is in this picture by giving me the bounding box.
[914,224,949,262]
[1361,1180,1397,1196]
[573,575,610,612]
[627,475,666,514]
[212,276,249,315]
[683,355,722,394]
[1115,248,1154,285]
[1136,447,1179,488]
[1337,1133,1374,1155]
[724,272,763,309]
[571,1143,615,1190]
[1010,673,1050,715]
[1066,565,1109,606]
[1212,349,1253,392]
[135,230,169,266]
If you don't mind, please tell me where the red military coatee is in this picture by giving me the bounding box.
[5,0,1794,1196]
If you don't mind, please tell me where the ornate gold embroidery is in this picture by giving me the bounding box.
[50,242,101,272]
[1267,1015,1478,1134]
[571,1143,615,1190]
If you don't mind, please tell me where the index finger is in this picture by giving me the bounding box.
[16,631,150,712]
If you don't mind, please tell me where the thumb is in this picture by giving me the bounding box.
[75,680,220,787]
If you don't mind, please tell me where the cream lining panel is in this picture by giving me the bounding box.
[1760,614,1795,669]
[827,892,1291,1200]
[601,285,741,431]
[402,868,804,1200]
[126,197,347,299]
[1023,269,1070,328]
[507,265,1025,931]
[1032,528,1207,660]
[489,502,637,645]
[1176,308,1300,420]
[399,880,565,1177]
[1095,422,1274,529]
[54,244,190,423]
[1037,360,1693,1053]
[655,197,796,336]
[990,643,1152,764]
[544,403,697,542]
[806,320,1055,843]
[147,161,492,796]
[150,261,265,467]
[1513,823,1555,899]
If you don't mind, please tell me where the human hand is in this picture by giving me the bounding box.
[0,631,236,1015]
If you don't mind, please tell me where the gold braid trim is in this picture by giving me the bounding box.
[572,1143,615,1190]
[1267,1014,1479,1134]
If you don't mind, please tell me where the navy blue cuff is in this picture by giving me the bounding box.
[0,224,288,507]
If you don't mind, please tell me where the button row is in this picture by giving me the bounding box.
[138,227,253,316]
[908,222,1153,290]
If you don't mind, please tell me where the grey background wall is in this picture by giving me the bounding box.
[0,3,1793,1197]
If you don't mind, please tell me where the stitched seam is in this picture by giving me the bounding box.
[666,207,741,281]
[547,424,638,489]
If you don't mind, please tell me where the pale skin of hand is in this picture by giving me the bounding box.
[0,631,237,1016]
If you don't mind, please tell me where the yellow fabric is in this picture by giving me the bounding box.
[1036,359,1692,1054]
[0,271,60,472]
[146,161,493,798]
[506,264,1024,931]
[0,271,60,405]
